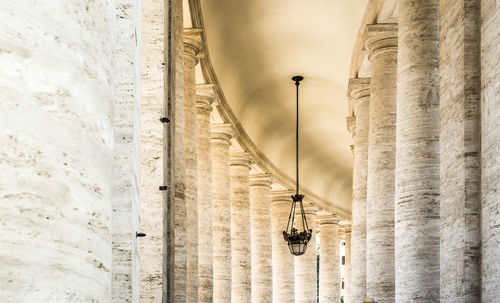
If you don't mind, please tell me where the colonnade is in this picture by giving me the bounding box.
[177,29,350,303]
[346,0,499,302]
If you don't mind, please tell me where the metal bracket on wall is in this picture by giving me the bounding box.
[159,186,168,191]
[136,232,146,238]
[159,117,170,123]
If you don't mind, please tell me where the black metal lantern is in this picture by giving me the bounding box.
[282,75,312,256]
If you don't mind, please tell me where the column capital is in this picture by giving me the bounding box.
[230,151,254,167]
[196,84,216,113]
[211,123,233,142]
[184,28,203,60]
[271,189,295,203]
[318,214,340,225]
[301,203,318,217]
[365,23,398,61]
[250,173,273,187]
[348,78,371,102]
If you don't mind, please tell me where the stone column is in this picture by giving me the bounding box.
[347,78,370,303]
[364,24,398,303]
[230,152,253,303]
[294,204,318,303]
[0,1,115,301]
[271,190,295,303]
[439,1,481,301]
[319,216,341,303]
[183,29,202,303]
[344,227,352,303]
[480,0,500,301]
[195,85,215,303]
[250,173,274,303]
[211,123,233,303]
[396,1,440,301]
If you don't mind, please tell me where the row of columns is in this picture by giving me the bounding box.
[347,0,499,302]
[182,29,350,303]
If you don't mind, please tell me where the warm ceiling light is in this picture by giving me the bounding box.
[283,75,312,256]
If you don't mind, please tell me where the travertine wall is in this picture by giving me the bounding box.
[480,0,500,301]
[344,229,352,303]
[294,205,317,303]
[439,0,481,301]
[0,0,115,301]
[396,0,440,301]
[112,0,142,302]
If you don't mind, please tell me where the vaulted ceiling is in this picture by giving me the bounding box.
[192,0,369,211]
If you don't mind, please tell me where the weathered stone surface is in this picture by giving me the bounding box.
[364,23,397,303]
[294,204,317,303]
[250,173,274,303]
[396,1,440,301]
[230,152,253,303]
[211,123,233,303]
[439,0,481,301]
[480,0,500,301]
[183,29,203,303]
[347,78,370,303]
[0,1,114,301]
[111,1,142,302]
[139,0,165,300]
[196,85,215,303]
[344,228,352,303]
[319,217,340,303]
[271,190,295,303]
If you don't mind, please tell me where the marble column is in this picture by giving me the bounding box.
[319,216,340,303]
[396,1,440,301]
[294,204,318,303]
[439,0,481,301]
[195,85,215,303]
[211,123,233,303]
[230,152,253,303]
[347,78,370,303]
[183,29,202,303]
[364,24,397,303]
[480,0,500,301]
[271,190,296,303]
[250,173,274,303]
[344,227,352,303]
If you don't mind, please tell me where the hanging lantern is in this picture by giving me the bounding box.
[282,76,312,256]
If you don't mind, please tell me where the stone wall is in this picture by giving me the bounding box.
[0,0,115,301]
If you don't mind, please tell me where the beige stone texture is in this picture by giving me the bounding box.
[396,0,441,301]
[230,152,253,303]
[439,0,481,301]
[347,78,370,303]
[111,1,142,302]
[250,173,274,303]
[319,217,341,303]
[183,29,203,303]
[196,85,215,303]
[211,123,233,303]
[480,0,500,301]
[344,228,352,303]
[271,190,296,303]
[294,204,317,303]
[364,23,397,303]
[0,0,115,301]
[139,0,165,300]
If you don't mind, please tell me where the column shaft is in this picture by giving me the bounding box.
[211,124,233,303]
[230,152,253,303]
[396,0,440,301]
[348,78,370,303]
[364,24,397,303]
[196,86,215,303]
[250,174,273,303]
[480,0,500,301]
[183,30,202,303]
[319,218,340,303]
[439,0,481,301]
[294,205,317,303]
[271,191,295,303]
[345,229,352,303]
